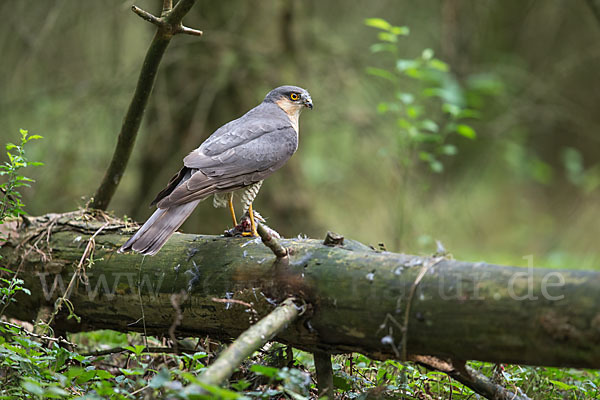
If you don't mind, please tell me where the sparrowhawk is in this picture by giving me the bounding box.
[119,85,313,255]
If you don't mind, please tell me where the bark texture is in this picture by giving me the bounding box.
[1,213,600,368]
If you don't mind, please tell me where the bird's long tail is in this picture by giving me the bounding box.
[118,200,201,256]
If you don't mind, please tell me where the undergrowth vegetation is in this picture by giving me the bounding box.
[1,328,599,399]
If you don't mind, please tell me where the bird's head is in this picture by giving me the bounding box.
[264,85,313,112]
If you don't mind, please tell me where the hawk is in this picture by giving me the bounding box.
[119,85,313,255]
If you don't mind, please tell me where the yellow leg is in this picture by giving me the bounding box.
[228,193,237,226]
[242,203,258,237]
[248,203,258,236]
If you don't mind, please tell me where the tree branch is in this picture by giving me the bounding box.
[413,355,532,400]
[198,298,301,386]
[0,321,75,348]
[257,222,288,259]
[89,0,201,210]
[83,346,197,357]
[131,6,166,28]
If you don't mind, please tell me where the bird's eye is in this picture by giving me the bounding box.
[290,93,299,101]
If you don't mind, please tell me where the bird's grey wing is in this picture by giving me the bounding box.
[196,103,287,157]
[156,122,297,208]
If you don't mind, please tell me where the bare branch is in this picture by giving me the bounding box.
[162,0,173,15]
[0,321,75,348]
[165,0,197,26]
[257,221,288,259]
[198,298,300,386]
[176,25,203,36]
[413,356,532,400]
[83,346,197,357]
[131,6,166,28]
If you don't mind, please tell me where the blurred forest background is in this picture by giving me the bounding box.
[2,0,600,269]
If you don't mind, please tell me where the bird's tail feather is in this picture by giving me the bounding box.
[118,200,201,255]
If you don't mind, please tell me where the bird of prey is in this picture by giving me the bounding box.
[118,85,313,255]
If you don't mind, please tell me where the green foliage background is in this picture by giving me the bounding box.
[2,1,600,266]
[1,2,600,398]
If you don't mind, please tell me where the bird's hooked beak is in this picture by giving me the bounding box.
[302,94,313,110]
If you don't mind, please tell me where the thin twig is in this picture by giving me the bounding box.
[169,291,187,351]
[131,6,165,27]
[45,222,109,328]
[198,298,300,386]
[162,0,173,14]
[137,255,148,349]
[413,356,532,400]
[256,222,288,259]
[82,345,198,357]
[402,257,443,360]
[176,25,203,36]
[211,297,254,309]
[0,321,75,347]
[165,0,197,26]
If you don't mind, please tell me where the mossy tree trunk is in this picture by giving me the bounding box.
[1,213,599,368]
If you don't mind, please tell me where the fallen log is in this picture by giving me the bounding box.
[1,212,599,368]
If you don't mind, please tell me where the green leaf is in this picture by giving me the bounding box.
[549,380,578,390]
[390,26,409,35]
[377,32,397,43]
[419,119,438,132]
[333,375,352,391]
[27,135,43,140]
[44,386,70,397]
[419,152,433,162]
[439,144,458,155]
[76,369,97,384]
[428,58,449,72]
[366,67,397,82]
[370,43,396,53]
[530,158,554,185]
[22,380,43,396]
[442,103,460,117]
[430,160,444,173]
[95,369,115,379]
[406,105,422,119]
[149,368,171,389]
[364,18,391,31]
[396,92,414,105]
[250,364,279,378]
[124,344,146,356]
[231,379,251,391]
[457,109,481,119]
[396,59,418,72]
[194,381,248,399]
[456,124,477,139]
[119,368,145,375]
